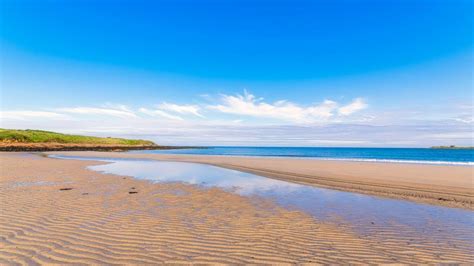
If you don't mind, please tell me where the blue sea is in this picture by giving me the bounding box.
[131,147,474,165]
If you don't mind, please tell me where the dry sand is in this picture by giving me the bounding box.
[49,151,474,209]
[1,152,473,264]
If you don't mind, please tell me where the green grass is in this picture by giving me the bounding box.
[0,129,155,146]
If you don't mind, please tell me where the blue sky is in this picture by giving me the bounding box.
[0,0,472,146]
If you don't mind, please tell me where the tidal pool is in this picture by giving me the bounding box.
[51,155,474,249]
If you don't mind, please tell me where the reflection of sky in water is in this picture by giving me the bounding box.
[90,160,304,195]
[13,181,58,187]
[53,155,474,243]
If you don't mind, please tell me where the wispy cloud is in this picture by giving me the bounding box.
[157,103,204,117]
[452,103,473,124]
[2,108,472,147]
[58,106,137,118]
[1,92,368,125]
[207,91,367,123]
[139,108,184,120]
[2,92,471,147]
[338,98,368,116]
[0,111,68,120]
[454,116,473,124]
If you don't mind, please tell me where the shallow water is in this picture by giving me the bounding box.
[53,155,474,249]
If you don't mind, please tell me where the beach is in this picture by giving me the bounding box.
[1,152,473,264]
[3,0,472,263]
[49,151,474,209]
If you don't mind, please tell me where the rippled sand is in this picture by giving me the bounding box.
[0,153,472,264]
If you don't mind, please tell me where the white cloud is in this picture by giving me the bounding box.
[207,92,305,122]
[139,108,184,121]
[58,107,137,118]
[157,102,204,117]
[2,104,473,147]
[455,116,473,124]
[307,100,339,118]
[422,132,474,140]
[0,111,68,120]
[2,93,368,126]
[338,98,368,116]
[207,91,366,123]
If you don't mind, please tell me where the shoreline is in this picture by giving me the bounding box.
[48,151,474,209]
[131,152,474,166]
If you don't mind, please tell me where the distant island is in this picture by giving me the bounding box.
[0,128,194,152]
[430,145,474,150]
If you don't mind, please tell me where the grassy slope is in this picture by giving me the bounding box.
[0,129,155,146]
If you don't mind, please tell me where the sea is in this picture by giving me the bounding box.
[130,146,474,166]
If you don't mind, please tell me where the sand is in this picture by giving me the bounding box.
[49,151,474,209]
[0,152,473,264]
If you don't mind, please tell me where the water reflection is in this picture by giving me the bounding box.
[90,160,304,195]
[53,155,474,245]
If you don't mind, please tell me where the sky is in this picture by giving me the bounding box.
[0,0,473,147]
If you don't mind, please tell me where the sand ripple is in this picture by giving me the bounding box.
[0,153,472,264]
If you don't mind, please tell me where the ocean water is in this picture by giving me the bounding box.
[131,147,474,165]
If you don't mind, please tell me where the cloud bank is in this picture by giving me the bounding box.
[1,91,471,147]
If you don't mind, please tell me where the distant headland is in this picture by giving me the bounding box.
[0,128,200,152]
[430,145,474,150]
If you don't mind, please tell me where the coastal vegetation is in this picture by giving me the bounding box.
[0,129,155,146]
[0,128,205,151]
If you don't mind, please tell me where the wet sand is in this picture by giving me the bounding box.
[49,151,474,209]
[1,152,473,264]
